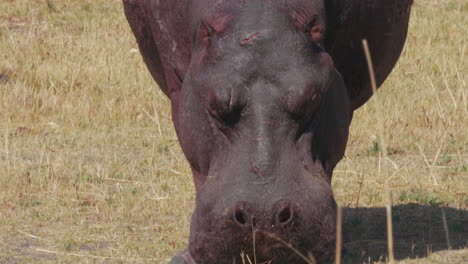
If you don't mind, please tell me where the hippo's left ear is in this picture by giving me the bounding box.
[324,0,414,110]
[123,0,191,98]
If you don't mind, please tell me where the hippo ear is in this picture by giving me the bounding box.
[324,0,413,110]
[123,0,191,98]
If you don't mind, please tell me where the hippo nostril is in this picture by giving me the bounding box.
[234,207,247,225]
[278,206,292,224]
[276,203,294,225]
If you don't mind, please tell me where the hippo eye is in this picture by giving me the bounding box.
[207,91,244,129]
[208,100,243,128]
[288,89,321,125]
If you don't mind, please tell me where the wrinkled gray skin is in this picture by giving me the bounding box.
[123,0,413,263]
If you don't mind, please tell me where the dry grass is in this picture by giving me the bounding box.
[0,0,466,263]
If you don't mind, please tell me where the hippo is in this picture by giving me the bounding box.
[123,0,413,263]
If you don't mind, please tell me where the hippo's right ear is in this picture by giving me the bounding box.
[123,0,191,98]
[325,0,413,110]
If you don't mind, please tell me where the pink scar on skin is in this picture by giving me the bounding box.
[252,165,264,177]
[242,32,260,43]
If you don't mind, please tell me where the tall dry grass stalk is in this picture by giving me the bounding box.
[362,39,394,263]
[335,206,342,264]
[440,207,452,250]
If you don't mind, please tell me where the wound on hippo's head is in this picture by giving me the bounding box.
[241,32,260,45]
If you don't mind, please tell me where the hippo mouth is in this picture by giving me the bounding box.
[171,245,315,264]
[171,230,330,264]
[240,231,317,263]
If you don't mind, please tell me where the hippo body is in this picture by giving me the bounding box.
[123,0,413,263]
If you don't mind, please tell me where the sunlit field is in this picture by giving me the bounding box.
[0,0,466,263]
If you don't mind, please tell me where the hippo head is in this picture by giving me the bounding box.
[123,0,413,263]
[175,1,347,263]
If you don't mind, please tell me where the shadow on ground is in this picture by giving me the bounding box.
[342,203,468,263]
